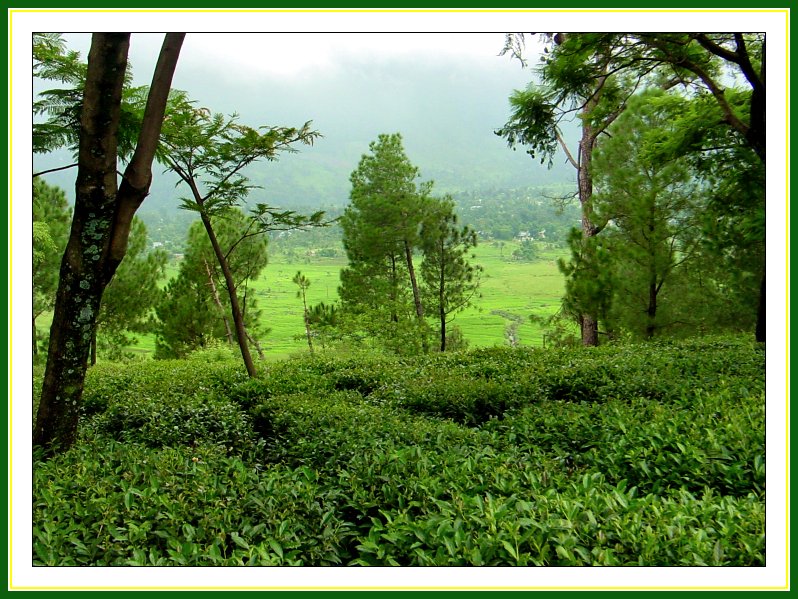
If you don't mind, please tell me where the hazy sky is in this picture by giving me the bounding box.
[38,33,570,206]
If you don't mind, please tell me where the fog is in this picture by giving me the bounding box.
[34,33,577,211]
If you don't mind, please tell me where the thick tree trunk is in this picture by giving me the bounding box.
[34,34,131,453]
[199,213,258,377]
[34,33,184,455]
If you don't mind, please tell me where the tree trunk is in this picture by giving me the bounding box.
[577,118,600,347]
[389,254,398,323]
[34,33,131,453]
[646,280,658,340]
[90,327,97,366]
[404,240,424,320]
[34,33,184,455]
[245,328,266,360]
[32,317,38,356]
[199,212,258,377]
[301,290,314,355]
[439,240,447,352]
[204,257,234,345]
[756,272,765,343]
[404,240,429,352]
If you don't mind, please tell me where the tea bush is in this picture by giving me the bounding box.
[80,358,249,417]
[32,335,766,566]
[33,441,352,566]
[84,391,256,454]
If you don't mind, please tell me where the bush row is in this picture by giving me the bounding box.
[32,335,766,566]
[246,391,764,566]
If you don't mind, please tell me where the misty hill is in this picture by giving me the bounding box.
[33,41,578,216]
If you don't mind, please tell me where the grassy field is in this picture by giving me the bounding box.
[242,240,567,358]
[38,240,568,361]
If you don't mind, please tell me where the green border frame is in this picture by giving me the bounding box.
[6,1,793,594]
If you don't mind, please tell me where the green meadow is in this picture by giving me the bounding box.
[120,239,567,361]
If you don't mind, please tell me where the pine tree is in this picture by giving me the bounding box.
[420,197,481,351]
[339,133,432,351]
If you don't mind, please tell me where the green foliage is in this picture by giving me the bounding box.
[95,218,167,360]
[155,210,269,358]
[159,94,321,220]
[511,239,539,262]
[33,32,144,161]
[33,442,351,566]
[32,33,88,155]
[420,196,482,350]
[32,179,72,355]
[338,133,433,348]
[556,228,615,336]
[34,336,765,566]
[495,86,559,166]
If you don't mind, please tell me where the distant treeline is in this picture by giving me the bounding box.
[137,184,582,255]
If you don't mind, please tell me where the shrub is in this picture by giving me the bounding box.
[33,441,353,566]
[33,334,766,567]
[85,391,256,454]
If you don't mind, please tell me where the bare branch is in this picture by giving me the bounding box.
[555,129,579,170]
[33,162,78,178]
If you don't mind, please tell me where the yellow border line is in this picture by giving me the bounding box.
[785,8,792,591]
[13,10,789,592]
[7,8,13,593]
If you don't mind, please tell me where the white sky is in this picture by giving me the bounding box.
[57,32,533,84]
[10,7,791,593]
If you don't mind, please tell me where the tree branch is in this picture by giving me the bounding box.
[33,162,79,178]
[693,33,740,65]
[555,129,579,170]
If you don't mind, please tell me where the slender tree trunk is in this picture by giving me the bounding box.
[32,317,38,356]
[577,119,600,347]
[34,33,184,454]
[245,328,266,360]
[646,280,658,340]
[756,272,765,343]
[404,241,424,320]
[300,288,314,354]
[199,213,257,377]
[204,257,233,345]
[439,296,446,352]
[404,240,429,352]
[439,240,447,352]
[389,254,398,323]
[90,327,97,365]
